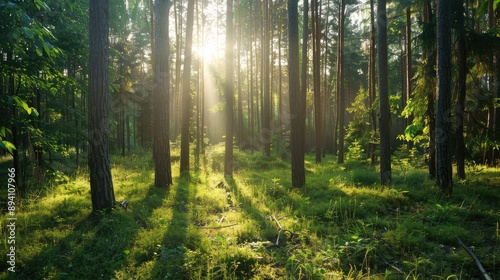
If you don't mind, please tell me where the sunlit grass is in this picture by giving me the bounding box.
[0,144,499,279]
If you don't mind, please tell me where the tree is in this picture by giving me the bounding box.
[262,0,271,157]
[336,0,346,164]
[153,0,173,188]
[288,0,305,187]
[377,0,391,184]
[454,0,467,180]
[88,0,116,211]
[224,0,235,177]
[312,0,322,163]
[180,0,196,173]
[436,0,452,194]
[368,0,377,165]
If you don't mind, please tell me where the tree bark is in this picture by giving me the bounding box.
[180,0,196,173]
[262,0,271,157]
[369,0,377,165]
[289,0,305,187]
[455,0,467,180]
[377,0,392,184]
[88,0,116,211]
[337,0,346,164]
[153,0,173,188]
[312,0,322,163]
[436,0,453,195]
[224,0,235,177]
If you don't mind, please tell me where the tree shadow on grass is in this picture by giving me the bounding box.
[5,183,168,280]
[148,172,196,279]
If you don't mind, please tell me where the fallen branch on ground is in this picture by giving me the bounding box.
[199,223,238,229]
[377,253,405,274]
[457,237,492,280]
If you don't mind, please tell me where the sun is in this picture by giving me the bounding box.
[194,37,225,64]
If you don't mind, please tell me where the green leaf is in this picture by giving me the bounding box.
[477,0,488,19]
[13,96,33,115]
[123,250,130,255]
[35,47,43,56]
[0,140,16,154]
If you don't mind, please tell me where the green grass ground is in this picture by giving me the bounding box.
[1,145,499,279]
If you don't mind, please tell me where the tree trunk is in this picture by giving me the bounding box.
[153,0,173,188]
[289,0,305,187]
[224,0,235,177]
[436,0,453,195]
[300,0,308,152]
[88,0,116,211]
[312,0,322,163]
[377,0,391,184]
[369,0,377,165]
[455,0,467,180]
[337,0,346,164]
[180,0,196,173]
[262,0,271,157]
[405,7,412,131]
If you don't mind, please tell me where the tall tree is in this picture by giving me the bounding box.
[262,0,271,157]
[405,5,412,131]
[153,0,173,188]
[377,0,391,184]
[289,0,305,187]
[224,0,235,177]
[336,0,346,164]
[455,0,467,180]
[368,0,377,165]
[312,0,322,163]
[88,0,115,211]
[436,0,452,194]
[180,0,196,173]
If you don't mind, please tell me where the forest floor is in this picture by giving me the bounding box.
[0,144,499,279]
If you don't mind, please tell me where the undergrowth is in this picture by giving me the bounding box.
[0,143,499,279]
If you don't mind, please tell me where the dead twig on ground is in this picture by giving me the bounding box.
[457,237,492,280]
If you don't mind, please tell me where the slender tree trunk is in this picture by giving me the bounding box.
[312,0,322,163]
[289,0,305,187]
[153,0,173,188]
[300,0,308,153]
[337,0,346,164]
[405,7,412,131]
[224,0,235,177]
[262,0,271,157]
[237,1,244,146]
[88,0,116,211]
[377,0,391,184]
[455,0,467,179]
[369,0,377,165]
[180,0,196,173]
[436,0,453,195]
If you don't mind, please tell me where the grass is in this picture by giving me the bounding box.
[0,144,499,279]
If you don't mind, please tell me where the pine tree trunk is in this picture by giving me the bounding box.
[455,0,467,180]
[436,0,453,195]
[312,0,322,163]
[369,0,377,165]
[180,0,196,173]
[88,0,116,211]
[152,0,173,188]
[289,0,305,187]
[337,0,346,164]
[262,0,271,157]
[224,0,235,177]
[377,0,392,184]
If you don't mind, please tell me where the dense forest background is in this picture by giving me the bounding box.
[1,0,500,279]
